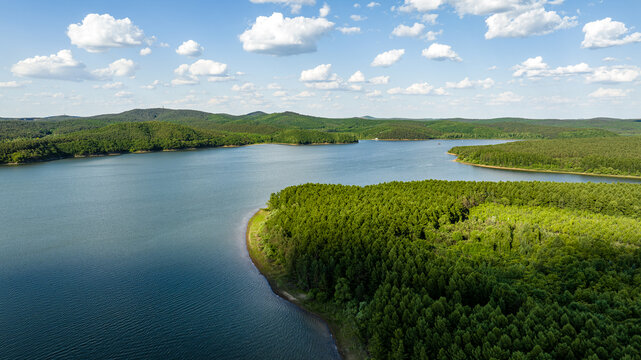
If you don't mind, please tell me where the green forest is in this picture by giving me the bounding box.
[254,181,641,359]
[0,108,626,164]
[449,136,641,178]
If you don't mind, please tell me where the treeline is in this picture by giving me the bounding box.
[258,181,641,359]
[450,136,641,177]
[0,122,357,164]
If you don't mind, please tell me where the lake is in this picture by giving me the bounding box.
[1,140,638,359]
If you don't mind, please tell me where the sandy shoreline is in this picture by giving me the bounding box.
[245,209,365,360]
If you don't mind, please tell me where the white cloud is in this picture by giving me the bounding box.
[367,2,380,7]
[602,57,617,62]
[399,0,444,13]
[208,96,230,105]
[239,12,334,56]
[366,90,382,97]
[142,80,162,89]
[582,18,641,49]
[249,0,316,13]
[588,88,631,98]
[306,81,341,90]
[388,82,445,95]
[392,23,425,37]
[267,83,282,89]
[448,0,521,16]
[446,77,495,89]
[11,49,92,81]
[422,43,461,61]
[354,3,361,8]
[139,47,152,56]
[421,14,439,25]
[371,49,405,67]
[67,13,145,53]
[232,82,256,92]
[351,15,367,21]
[489,91,523,104]
[319,3,330,17]
[176,40,204,57]
[485,6,576,39]
[0,81,23,88]
[424,30,442,41]
[586,66,641,83]
[92,58,137,79]
[172,59,228,85]
[296,90,315,97]
[369,75,390,84]
[115,90,133,98]
[300,64,333,81]
[348,70,366,83]
[338,26,361,34]
[94,81,124,89]
[512,56,592,78]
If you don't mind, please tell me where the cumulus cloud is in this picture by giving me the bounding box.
[489,91,523,105]
[367,2,380,7]
[92,58,137,79]
[67,13,146,53]
[448,0,521,16]
[589,88,631,98]
[422,43,461,61]
[369,75,390,85]
[176,40,204,57]
[351,15,367,21]
[446,77,494,89]
[512,56,591,78]
[300,64,334,81]
[232,82,256,92]
[94,81,124,89]
[338,26,361,34]
[249,0,316,13]
[319,3,330,17]
[392,23,425,37]
[398,0,444,13]
[115,90,133,98]
[11,49,93,81]
[388,82,445,95]
[582,18,641,49]
[0,81,23,88]
[172,59,228,85]
[348,70,366,83]
[485,6,576,39]
[371,49,405,67]
[139,47,152,56]
[422,14,439,25]
[586,66,641,83]
[239,12,334,55]
[142,80,162,89]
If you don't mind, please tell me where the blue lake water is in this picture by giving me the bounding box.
[1,140,638,359]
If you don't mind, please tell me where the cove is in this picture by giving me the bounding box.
[1,140,638,359]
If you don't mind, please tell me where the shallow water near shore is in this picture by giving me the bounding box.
[1,140,638,359]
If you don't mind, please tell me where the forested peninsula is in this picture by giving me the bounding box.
[449,136,641,178]
[250,181,641,359]
[2,108,634,164]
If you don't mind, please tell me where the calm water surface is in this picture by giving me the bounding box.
[1,140,638,359]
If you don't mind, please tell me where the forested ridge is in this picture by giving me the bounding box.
[0,108,623,164]
[255,181,641,359]
[449,136,641,178]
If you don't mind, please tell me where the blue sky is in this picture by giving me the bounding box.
[0,0,640,118]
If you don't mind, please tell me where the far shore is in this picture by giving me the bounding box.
[245,209,367,360]
[446,152,641,180]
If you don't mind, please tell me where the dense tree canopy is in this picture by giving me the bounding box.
[450,137,641,177]
[258,181,641,359]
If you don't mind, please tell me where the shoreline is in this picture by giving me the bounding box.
[245,210,367,360]
[446,152,641,180]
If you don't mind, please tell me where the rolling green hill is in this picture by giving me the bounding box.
[0,108,628,164]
